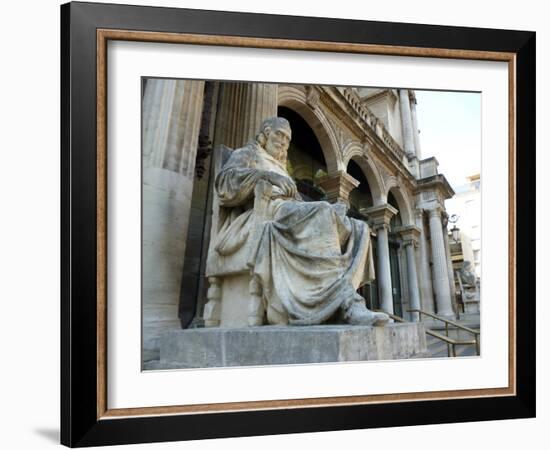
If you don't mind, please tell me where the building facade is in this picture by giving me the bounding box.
[141,80,457,363]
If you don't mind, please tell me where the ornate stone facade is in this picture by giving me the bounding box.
[141,80,458,363]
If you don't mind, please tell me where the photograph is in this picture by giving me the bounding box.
[141,79,482,370]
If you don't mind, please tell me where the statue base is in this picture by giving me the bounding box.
[155,323,428,369]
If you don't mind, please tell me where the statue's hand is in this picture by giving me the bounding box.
[263,172,297,198]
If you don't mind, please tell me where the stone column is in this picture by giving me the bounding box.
[364,204,398,315]
[427,207,454,317]
[317,171,360,207]
[409,93,422,159]
[398,89,415,156]
[442,217,458,317]
[398,226,422,321]
[214,82,278,149]
[415,209,435,314]
[142,79,205,362]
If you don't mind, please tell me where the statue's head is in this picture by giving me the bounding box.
[462,261,472,271]
[256,117,292,162]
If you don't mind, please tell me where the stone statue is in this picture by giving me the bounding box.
[458,260,479,301]
[205,117,389,327]
[459,261,477,287]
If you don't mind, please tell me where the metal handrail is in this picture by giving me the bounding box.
[407,308,480,357]
[407,309,479,335]
[377,309,480,357]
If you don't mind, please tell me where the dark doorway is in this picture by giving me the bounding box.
[389,241,403,317]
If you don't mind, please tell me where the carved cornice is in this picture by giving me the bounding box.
[415,174,455,200]
[360,88,399,106]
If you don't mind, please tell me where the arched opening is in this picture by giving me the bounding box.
[278,86,342,173]
[347,158,373,219]
[345,158,380,311]
[278,106,327,201]
[386,184,413,226]
[388,190,403,230]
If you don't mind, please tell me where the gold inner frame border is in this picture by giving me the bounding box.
[95,28,517,420]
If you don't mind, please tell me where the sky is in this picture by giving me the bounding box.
[414,90,481,190]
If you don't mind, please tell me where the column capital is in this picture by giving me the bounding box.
[362,204,398,228]
[317,171,360,206]
[394,225,421,246]
[427,205,444,219]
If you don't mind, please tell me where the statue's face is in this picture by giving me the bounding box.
[264,126,291,160]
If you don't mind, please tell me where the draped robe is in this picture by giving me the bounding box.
[206,141,375,325]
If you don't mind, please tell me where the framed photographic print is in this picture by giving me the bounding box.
[61,1,535,447]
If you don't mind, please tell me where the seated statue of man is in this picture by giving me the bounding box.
[207,116,389,327]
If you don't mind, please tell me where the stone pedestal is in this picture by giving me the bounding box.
[156,323,428,369]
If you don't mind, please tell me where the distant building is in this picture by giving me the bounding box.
[446,174,481,278]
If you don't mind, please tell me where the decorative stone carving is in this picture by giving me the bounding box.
[204,117,389,327]
[305,85,320,110]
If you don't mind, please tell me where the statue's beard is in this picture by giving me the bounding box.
[265,144,287,163]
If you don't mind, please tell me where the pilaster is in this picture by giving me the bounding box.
[396,225,422,321]
[414,209,435,314]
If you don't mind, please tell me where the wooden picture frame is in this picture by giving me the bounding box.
[61,1,535,446]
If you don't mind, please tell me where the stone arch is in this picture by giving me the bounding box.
[344,149,386,206]
[342,141,365,167]
[386,181,414,226]
[278,86,342,174]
